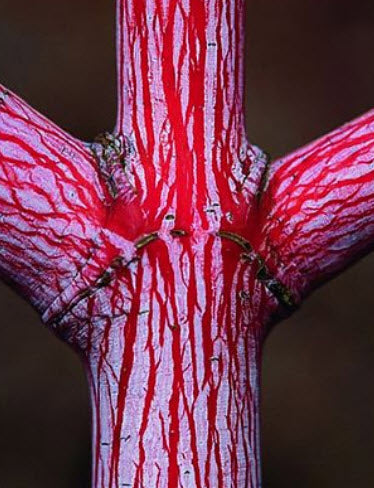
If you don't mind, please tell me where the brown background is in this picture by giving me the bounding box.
[1,1,374,486]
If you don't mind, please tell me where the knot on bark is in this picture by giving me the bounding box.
[231,142,270,201]
[91,132,137,202]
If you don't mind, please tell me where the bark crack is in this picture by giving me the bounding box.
[217,231,297,311]
[42,254,141,337]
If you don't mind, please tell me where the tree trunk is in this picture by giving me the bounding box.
[1,1,374,487]
[85,1,269,485]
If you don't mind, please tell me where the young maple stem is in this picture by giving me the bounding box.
[1,2,374,488]
[115,0,248,171]
[85,2,265,487]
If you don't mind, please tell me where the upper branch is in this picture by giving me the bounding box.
[254,110,374,301]
[0,85,109,314]
[115,0,247,164]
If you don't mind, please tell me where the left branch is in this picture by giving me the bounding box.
[0,85,108,314]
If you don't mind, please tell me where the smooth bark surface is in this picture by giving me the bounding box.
[0,1,374,487]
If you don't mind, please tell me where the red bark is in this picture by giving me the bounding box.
[255,109,374,299]
[1,1,374,487]
[0,86,110,312]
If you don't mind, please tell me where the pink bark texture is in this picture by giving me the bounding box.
[1,1,374,487]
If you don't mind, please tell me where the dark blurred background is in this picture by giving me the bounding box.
[1,1,374,486]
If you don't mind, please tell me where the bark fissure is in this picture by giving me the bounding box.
[216,230,297,311]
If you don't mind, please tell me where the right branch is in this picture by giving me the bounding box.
[254,109,374,300]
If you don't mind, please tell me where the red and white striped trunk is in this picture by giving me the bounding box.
[86,237,266,488]
[2,1,374,487]
[85,1,273,485]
